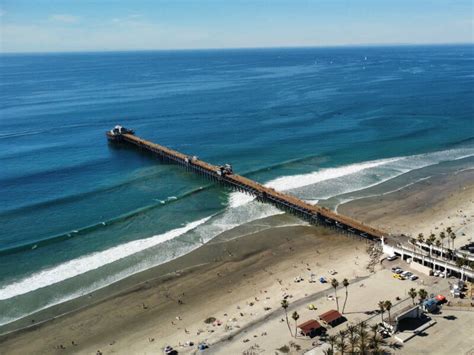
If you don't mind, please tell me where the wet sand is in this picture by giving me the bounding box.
[1,169,473,354]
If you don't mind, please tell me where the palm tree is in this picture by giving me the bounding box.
[434,239,441,260]
[327,335,337,354]
[370,324,379,339]
[357,323,369,354]
[455,257,464,268]
[336,330,347,355]
[410,237,417,255]
[469,260,474,270]
[428,233,436,243]
[346,324,358,354]
[292,311,299,338]
[439,231,446,257]
[417,233,424,245]
[384,300,392,324]
[281,299,293,337]
[418,289,428,303]
[408,288,417,305]
[370,323,379,348]
[378,301,385,323]
[450,232,457,250]
[331,278,340,311]
[370,334,383,355]
[426,237,433,256]
[342,278,349,313]
[323,349,334,355]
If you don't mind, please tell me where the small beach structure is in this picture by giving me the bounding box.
[319,309,345,327]
[383,305,424,333]
[297,319,323,337]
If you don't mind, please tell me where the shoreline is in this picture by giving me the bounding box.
[1,168,473,353]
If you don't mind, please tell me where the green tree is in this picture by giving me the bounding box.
[370,324,379,339]
[450,232,457,250]
[292,311,299,338]
[439,232,450,257]
[336,330,348,355]
[342,278,350,314]
[357,323,369,354]
[408,288,417,305]
[327,335,337,354]
[331,278,340,312]
[281,299,293,337]
[455,257,464,268]
[378,301,385,323]
[418,289,428,303]
[346,324,358,354]
[410,237,417,255]
[426,237,433,256]
[370,334,383,355]
[384,300,392,324]
[428,233,436,244]
[417,233,424,245]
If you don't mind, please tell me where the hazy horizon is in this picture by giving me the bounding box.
[1,42,473,55]
[1,0,472,53]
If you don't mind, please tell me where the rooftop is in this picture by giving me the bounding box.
[298,319,322,334]
[319,309,343,324]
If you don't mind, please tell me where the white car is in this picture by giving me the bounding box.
[401,271,413,278]
[410,275,418,281]
[387,255,398,261]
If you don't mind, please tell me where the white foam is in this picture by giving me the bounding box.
[229,191,255,208]
[0,217,211,301]
[266,158,401,191]
[228,147,474,210]
[228,157,400,208]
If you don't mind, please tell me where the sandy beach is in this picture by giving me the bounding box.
[1,169,473,354]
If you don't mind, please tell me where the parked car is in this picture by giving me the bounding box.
[393,273,404,280]
[387,255,398,261]
[391,266,401,272]
[401,271,413,278]
[410,275,419,281]
[395,268,404,274]
[434,270,441,277]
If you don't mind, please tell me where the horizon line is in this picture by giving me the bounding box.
[1,41,473,56]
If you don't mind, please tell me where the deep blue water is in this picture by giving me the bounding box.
[0,45,473,325]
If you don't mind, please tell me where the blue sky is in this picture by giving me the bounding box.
[0,0,472,52]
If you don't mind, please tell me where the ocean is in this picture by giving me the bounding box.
[0,45,473,329]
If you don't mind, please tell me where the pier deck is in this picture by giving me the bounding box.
[109,129,387,241]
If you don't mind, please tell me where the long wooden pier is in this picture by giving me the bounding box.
[107,126,388,241]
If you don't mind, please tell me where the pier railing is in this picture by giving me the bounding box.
[109,130,388,241]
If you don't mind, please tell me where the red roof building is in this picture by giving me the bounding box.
[319,309,345,327]
[297,319,323,337]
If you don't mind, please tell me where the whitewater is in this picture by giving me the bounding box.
[1,146,472,317]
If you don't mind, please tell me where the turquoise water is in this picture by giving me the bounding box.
[0,45,473,326]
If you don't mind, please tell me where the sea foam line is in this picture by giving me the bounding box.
[229,157,401,208]
[0,217,211,301]
[229,148,474,209]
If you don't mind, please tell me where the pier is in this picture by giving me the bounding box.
[107,126,388,241]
